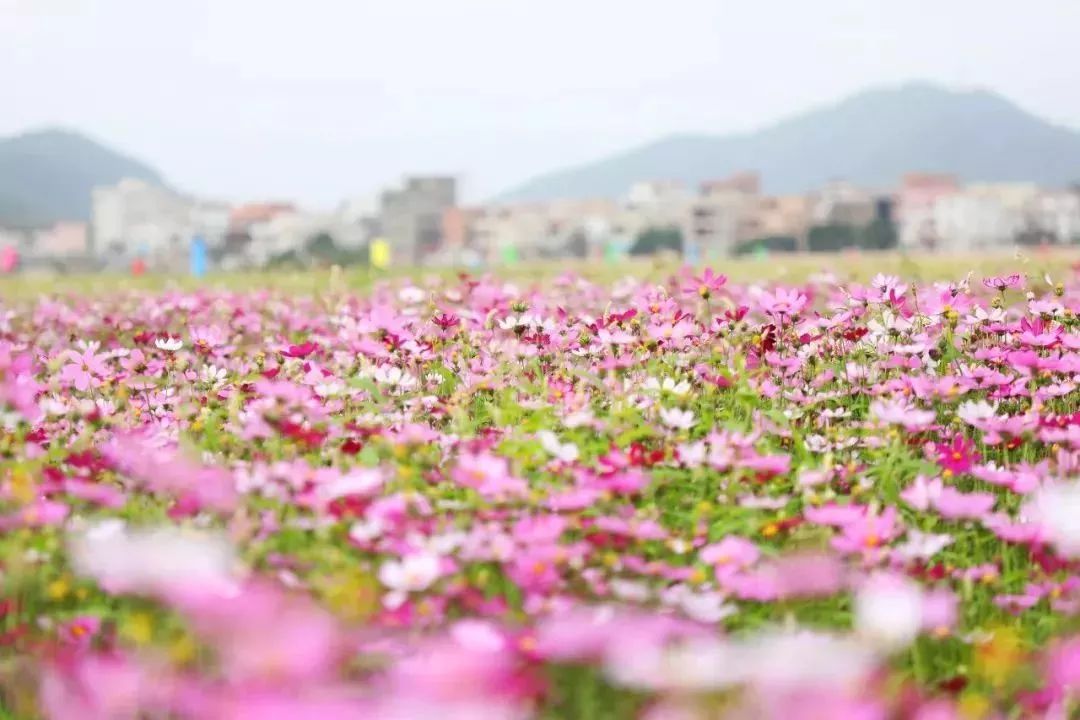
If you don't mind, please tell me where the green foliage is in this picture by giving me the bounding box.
[629,226,683,256]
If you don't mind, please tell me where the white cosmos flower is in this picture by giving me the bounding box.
[854,573,923,650]
[379,553,441,609]
[606,629,876,693]
[894,530,954,561]
[200,364,228,386]
[155,337,184,352]
[643,377,692,396]
[678,590,736,624]
[498,315,526,330]
[562,408,594,428]
[957,399,998,427]
[69,521,238,597]
[398,286,426,304]
[659,407,695,430]
[314,381,344,397]
[676,441,706,467]
[317,468,383,503]
[1027,483,1080,558]
[41,396,69,417]
[537,430,579,462]
[373,365,418,390]
[348,518,385,544]
[610,579,651,603]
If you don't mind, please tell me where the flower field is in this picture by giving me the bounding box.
[1,263,1080,719]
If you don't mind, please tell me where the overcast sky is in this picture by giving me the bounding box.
[3,0,1079,208]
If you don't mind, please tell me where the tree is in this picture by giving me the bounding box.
[306,232,338,262]
[861,218,898,250]
[629,226,683,256]
[807,224,859,252]
[735,235,798,256]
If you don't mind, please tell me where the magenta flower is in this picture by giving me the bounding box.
[934,436,980,477]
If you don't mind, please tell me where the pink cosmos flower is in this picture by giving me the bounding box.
[532,605,696,663]
[930,486,996,520]
[58,615,102,648]
[804,503,868,527]
[379,552,442,609]
[700,536,759,576]
[831,507,901,555]
[684,268,727,299]
[921,588,959,636]
[758,287,809,318]
[900,475,943,511]
[176,581,346,684]
[1047,636,1080,697]
[0,498,69,530]
[870,397,936,431]
[60,347,109,392]
[0,348,40,420]
[452,452,528,501]
[770,553,846,598]
[40,651,170,720]
[982,273,1022,291]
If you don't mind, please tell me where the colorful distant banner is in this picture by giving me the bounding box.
[370,238,391,270]
[500,245,520,265]
[683,240,699,265]
[190,235,208,278]
[0,246,18,273]
[604,239,624,264]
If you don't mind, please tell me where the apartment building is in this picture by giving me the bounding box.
[379,177,457,266]
[687,172,762,259]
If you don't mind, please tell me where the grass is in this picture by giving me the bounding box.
[1,247,1077,298]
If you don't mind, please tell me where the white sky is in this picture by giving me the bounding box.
[3,0,1079,208]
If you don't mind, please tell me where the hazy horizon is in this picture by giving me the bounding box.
[4,0,1079,208]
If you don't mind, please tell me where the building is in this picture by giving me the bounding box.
[811,180,877,227]
[933,182,1042,251]
[246,211,333,266]
[34,222,89,259]
[378,177,457,266]
[472,205,554,264]
[687,172,762,258]
[1028,189,1080,245]
[0,227,31,254]
[92,179,191,261]
[91,179,233,269]
[221,203,296,266]
[432,206,486,266]
[756,195,813,247]
[190,201,232,249]
[618,181,693,250]
[896,173,960,250]
[933,189,1018,252]
[335,195,380,250]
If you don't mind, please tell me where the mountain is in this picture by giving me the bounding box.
[497,83,1080,202]
[0,128,164,228]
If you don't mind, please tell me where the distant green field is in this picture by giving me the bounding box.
[1,247,1076,298]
